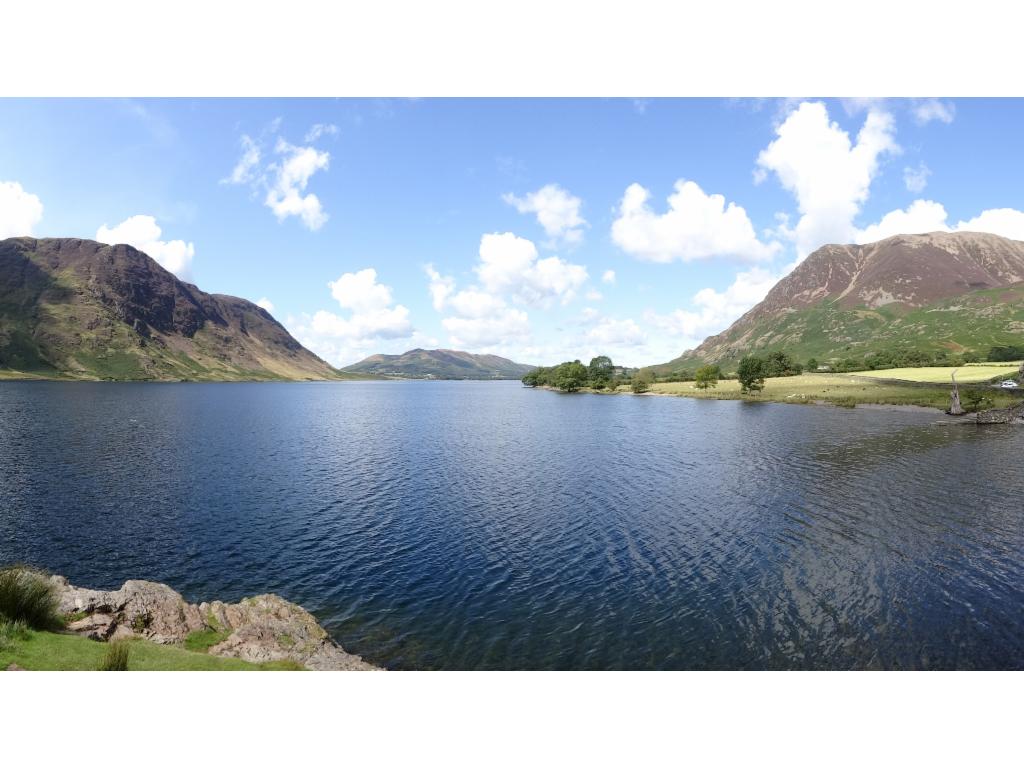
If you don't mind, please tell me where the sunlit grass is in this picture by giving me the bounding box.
[0,629,304,670]
[645,373,1021,410]
[853,364,1020,383]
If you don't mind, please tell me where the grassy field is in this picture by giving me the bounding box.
[640,372,1023,410]
[852,363,1021,383]
[0,627,303,670]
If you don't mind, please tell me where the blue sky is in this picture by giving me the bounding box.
[2,97,1024,367]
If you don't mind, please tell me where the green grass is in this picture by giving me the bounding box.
[0,567,64,631]
[644,373,1023,410]
[853,363,1020,383]
[99,639,131,671]
[0,628,304,671]
[184,627,230,653]
[658,283,1024,373]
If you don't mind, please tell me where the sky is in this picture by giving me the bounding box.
[2,97,1024,368]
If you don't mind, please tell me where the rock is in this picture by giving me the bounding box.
[67,612,117,641]
[6,663,25,671]
[51,576,378,670]
[976,402,1024,424]
[204,594,376,671]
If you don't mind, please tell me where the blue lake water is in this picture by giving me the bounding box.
[1,380,1022,669]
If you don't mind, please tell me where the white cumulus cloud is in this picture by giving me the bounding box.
[95,215,195,278]
[585,317,645,347]
[903,162,931,193]
[855,199,950,243]
[913,99,955,125]
[255,297,275,313]
[956,208,1024,241]
[289,268,416,367]
[304,123,339,142]
[265,138,329,230]
[756,101,898,259]
[223,135,261,185]
[476,232,587,307]
[857,201,1024,244]
[503,183,587,246]
[224,129,330,231]
[0,180,44,238]
[601,269,616,284]
[646,267,780,351]
[611,179,778,263]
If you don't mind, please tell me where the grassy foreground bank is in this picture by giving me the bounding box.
[0,627,301,671]
[616,373,1022,410]
[0,566,303,671]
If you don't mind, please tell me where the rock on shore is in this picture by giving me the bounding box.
[51,576,378,671]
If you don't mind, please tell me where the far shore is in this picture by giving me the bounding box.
[532,372,1024,414]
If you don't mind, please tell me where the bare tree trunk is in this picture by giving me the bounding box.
[949,369,965,415]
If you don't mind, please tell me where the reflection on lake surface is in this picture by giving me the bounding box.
[1,380,1021,669]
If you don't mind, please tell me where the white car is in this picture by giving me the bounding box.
[999,380,1019,389]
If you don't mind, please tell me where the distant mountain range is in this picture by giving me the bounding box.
[344,348,535,379]
[0,237,351,381]
[658,231,1024,372]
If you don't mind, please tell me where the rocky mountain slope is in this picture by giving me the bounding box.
[0,237,345,380]
[661,232,1024,370]
[344,348,535,379]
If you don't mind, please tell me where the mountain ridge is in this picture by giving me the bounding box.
[344,348,535,379]
[659,231,1024,371]
[0,236,349,381]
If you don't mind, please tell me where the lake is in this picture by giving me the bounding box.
[1,380,1022,669]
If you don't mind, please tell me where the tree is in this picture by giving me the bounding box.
[631,367,654,394]
[737,355,766,394]
[963,351,981,364]
[588,355,613,390]
[988,344,1024,362]
[806,357,818,371]
[963,388,993,413]
[554,360,588,392]
[763,350,801,377]
[694,364,720,389]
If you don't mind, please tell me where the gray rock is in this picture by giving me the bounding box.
[51,576,378,671]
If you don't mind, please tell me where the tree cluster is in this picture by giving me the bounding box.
[988,344,1024,362]
[522,356,639,393]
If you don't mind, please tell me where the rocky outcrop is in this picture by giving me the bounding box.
[975,402,1024,424]
[52,576,378,671]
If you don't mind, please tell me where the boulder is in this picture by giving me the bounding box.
[51,575,377,671]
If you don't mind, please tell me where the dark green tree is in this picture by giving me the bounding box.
[588,355,614,390]
[806,357,818,371]
[554,360,588,392]
[737,355,766,394]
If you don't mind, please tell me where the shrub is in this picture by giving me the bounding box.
[631,368,654,394]
[99,639,131,671]
[0,566,63,631]
[694,364,720,390]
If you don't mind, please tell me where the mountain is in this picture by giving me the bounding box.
[343,348,536,379]
[0,237,347,381]
[659,231,1024,371]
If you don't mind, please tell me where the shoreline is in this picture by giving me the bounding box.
[2,573,379,671]
[532,380,1023,419]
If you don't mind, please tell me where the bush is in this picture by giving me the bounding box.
[0,566,63,631]
[631,368,654,394]
[988,344,1024,362]
[694,364,721,389]
[0,618,30,650]
[99,639,131,671]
